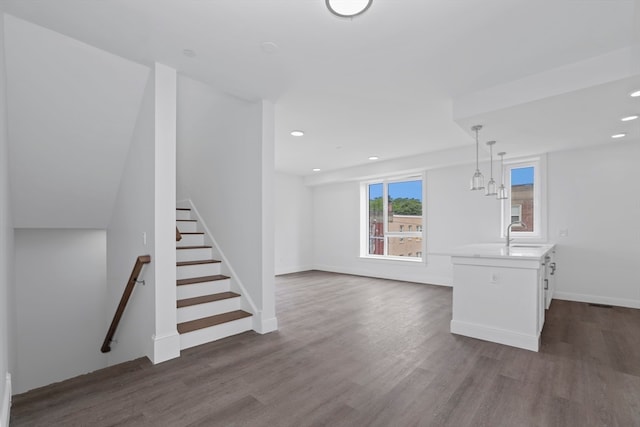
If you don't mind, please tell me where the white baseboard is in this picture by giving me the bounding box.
[275,265,314,276]
[151,331,180,364]
[1,373,11,427]
[554,292,640,309]
[254,316,278,334]
[450,320,540,352]
[312,264,452,287]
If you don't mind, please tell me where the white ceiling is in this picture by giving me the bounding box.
[1,0,638,177]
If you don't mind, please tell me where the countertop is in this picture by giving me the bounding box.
[448,243,555,260]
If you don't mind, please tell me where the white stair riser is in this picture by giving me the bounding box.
[177,279,230,299]
[176,221,198,232]
[176,210,192,221]
[180,317,252,350]
[177,297,241,323]
[177,263,221,280]
[177,247,212,262]
[176,234,205,247]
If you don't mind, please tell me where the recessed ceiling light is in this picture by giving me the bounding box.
[630,90,640,97]
[621,115,639,122]
[312,168,321,172]
[290,130,304,137]
[368,156,379,160]
[611,133,626,139]
[182,49,196,58]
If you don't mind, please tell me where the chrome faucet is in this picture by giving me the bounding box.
[506,221,526,247]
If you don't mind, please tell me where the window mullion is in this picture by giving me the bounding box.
[382,181,389,256]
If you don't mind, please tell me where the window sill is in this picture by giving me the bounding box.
[359,255,425,265]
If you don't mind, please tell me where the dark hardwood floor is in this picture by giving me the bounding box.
[10,271,640,426]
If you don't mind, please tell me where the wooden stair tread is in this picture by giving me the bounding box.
[178,310,252,334]
[176,219,197,222]
[177,275,229,286]
[177,259,221,267]
[177,292,240,308]
[176,208,191,211]
[176,245,212,250]
[179,232,204,235]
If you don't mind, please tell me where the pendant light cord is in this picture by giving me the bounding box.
[489,144,493,178]
[475,128,479,170]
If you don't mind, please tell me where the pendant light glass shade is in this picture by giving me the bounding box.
[496,151,508,200]
[470,125,485,190]
[485,141,497,196]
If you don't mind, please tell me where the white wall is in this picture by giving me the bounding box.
[312,160,501,285]
[176,75,276,332]
[548,141,640,308]
[275,172,313,275]
[106,71,156,366]
[13,229,107,394]
[0,12,14,425]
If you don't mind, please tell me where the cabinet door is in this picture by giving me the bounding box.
[545,251,556,309]
[538,267,545,334]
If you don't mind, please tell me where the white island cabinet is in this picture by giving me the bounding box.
[449,244,556,352]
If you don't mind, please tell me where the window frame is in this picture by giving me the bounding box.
[360,173,426,262]
[501,156,547,241]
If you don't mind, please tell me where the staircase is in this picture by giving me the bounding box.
[175,207,252,350]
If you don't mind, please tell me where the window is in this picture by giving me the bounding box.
[363,175,425,260]
[502,158,545,239]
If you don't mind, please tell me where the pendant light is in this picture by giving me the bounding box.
[326,0,373,17]
[485,141,497,196]
[470,125,484,191]
[496,151,508,200]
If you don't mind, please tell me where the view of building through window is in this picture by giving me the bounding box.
[368,178,423,258]
[511,166,534,232]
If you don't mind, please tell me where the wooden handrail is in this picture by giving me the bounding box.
[101,255,151,353]
[176,227,182,242]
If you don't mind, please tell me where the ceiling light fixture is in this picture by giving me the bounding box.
[621,115,639,122]
[290,130,304,137]
[470,125,485,191]
[368,156,379,160]
[326,0,372,18]
[496,152,508,200]
[312,168,321,172]
[630,90,640,98]
[485,141,497,196]
[611,133,626,139]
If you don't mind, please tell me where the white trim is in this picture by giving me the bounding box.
[312,264,451,287]
[150,332,180,364]
[450,320,540,352]
[1,373,10,427]
[275,265,314,276]
[254,316,278,334]
[182,199,259,315]
[554,292,640,309]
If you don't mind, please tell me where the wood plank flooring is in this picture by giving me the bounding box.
[10,271,640,426]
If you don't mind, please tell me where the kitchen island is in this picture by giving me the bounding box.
[449,243,556,351]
